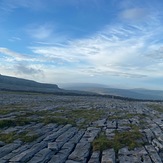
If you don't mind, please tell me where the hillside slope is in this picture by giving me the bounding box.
[0,75,61,93]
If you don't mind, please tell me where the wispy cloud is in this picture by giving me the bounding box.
[8,37,21,42]
[28,18,163,81]
[2,16,163,83]
[145,46,163,61]
[15,63,43,75]
[0,47,28,60]
[27,24,55,40]
[1,0,163,89]
[0,0,45,13]
[120,8,148,21]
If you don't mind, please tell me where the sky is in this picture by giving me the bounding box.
[0,0,163,90]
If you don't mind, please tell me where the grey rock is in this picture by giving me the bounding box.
[93,119,107,127]
[69,129,85,144]
[68,141,91,162]
[80,127,100,143]
[107,120,117,129]
[144,128,154,143]
[118,147,151,163]
[0,142,22,158]
[66,160,81,163]
[44,124,72,141]
[0,141,5,147]
[88,151,100,163]
[145,145,162,163]
[48,141,75,163]
[101,148,115,163]
[62,142,76,153]
[28,148,52,163]
[1,144,29,161]
[0,159,7,163]
[55,127,77,149]
[152,138,163,151]
[48,142,59,152]
[10,141,47,162]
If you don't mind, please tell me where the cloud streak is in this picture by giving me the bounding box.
[0,47,28,60]
[1,0,163,89]
[1,16,163,84]
[15,63,43,75]
[27,24,55,40]
[120,8,148,21]
[28,19,163,81]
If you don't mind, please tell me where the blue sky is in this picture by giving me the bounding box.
[0,0,163,90]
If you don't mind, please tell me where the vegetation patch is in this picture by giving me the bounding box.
[38,109,105,128]
[93,129,143,152]
[92,133,109,151]
[0,117,31,128]
[1,103,27,110]
[67,109,105,128]
[40,116,75,126]
[108,113,147,121]
[19,132,38,143]
[0,109,13,115]
[0,131,38,143]
[0,132,16,143]
[113,129,142,151]
[147,104,163,113]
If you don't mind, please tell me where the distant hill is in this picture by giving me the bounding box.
[1,75,163,100]
[0,74,61,93]
[61,83,163,100]
[0,75,96,96]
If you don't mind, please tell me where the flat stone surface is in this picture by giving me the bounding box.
[118,147,152,163]
[88,151,100,163]
[101,148,115,163]
[1,92,163,162]
[0,142,22,158]
[68,141,91,162]
[145,145,162,163]
[9,141,47,162]
[28,148,52,163]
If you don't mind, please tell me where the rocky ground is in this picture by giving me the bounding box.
[0,91,163,163]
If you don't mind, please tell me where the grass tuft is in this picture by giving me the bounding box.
[147,104,163,113]
[0,117,31,128]
[0,131,38,143]
[93,129,143,152]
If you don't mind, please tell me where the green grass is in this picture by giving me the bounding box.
[0,117,31,128]
[19,132,38,143]
[0,131,38,143]
[0,107,105,129]
[93,129,143,152]
[0,119,17,128]
[0,132,16,143]
[37,109,105,128]
[0,109,13,115]
[147,104,163,113]
[0,103,29,115]
[69,109,105,128]
[93,133,109,151]
[108,113,147,121]
[113,129,142,151]
[41,116,76,126]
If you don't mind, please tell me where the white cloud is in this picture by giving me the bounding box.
[8,37,21,42]
[1,13,163,89]
[27,24,54,40]
[0,47,28,60]
[120,8,148,21]
[28,20,163,82]
[0,0,45,13]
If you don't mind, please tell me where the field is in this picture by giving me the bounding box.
[0,91,163,162]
